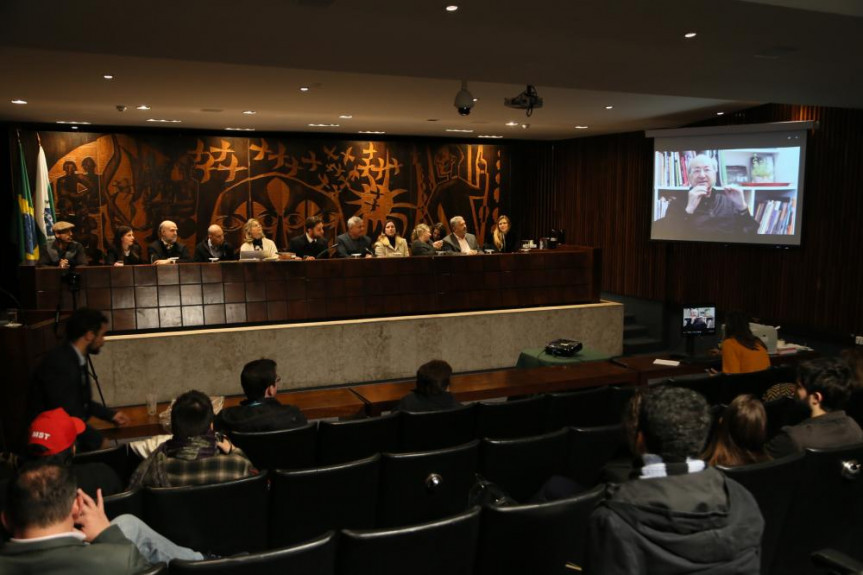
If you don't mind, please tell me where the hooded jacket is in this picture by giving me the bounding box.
[586,467,764,574]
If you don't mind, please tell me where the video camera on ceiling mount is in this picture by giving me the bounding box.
[505,85,543,117]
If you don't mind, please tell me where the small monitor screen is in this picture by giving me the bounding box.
[682,306,716,336]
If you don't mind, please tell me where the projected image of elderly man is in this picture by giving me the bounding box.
[662,154,758,237]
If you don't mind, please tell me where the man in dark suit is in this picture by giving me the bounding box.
[193,224,237,262]
[288,216,330,259]
[29,308,130,452]
[441,215,479,254]
[335,216,372,258]
[766,358,863,458]
[0,460,203,571]
[147,220,191,265]
[37,221,88,268]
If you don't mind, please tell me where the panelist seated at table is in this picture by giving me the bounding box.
[238,218,279,261]
[105,226,143,266]
[148,220,191,265]
[288,215,330,260]
[193,224,237,262]
[488,214,519,253]
[395,359,462,412]
[374,219,410,257]
[410,223,443,256]
[335,216,373,258]
[441,215,480,255]
[38,221,88,268]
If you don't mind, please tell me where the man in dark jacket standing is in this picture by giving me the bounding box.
[216,359,307,433]
[585,386,764,574]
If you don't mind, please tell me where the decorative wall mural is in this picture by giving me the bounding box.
[35,131,507,263]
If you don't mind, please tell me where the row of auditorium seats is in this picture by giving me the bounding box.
[102,427,628,550]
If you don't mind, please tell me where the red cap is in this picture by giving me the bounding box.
[28,408,86,455]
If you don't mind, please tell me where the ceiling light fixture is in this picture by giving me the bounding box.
[505,121,520,127]
[359,130,386,134]
[684,32,697,39]
[716,111,725,116]
[56,121,92,125]
[575,125,589,129]
[478,135,503,139]
[11,99,27,105]
[136,105,150,111]
[445,128,474,133]
[225,127,256,131]
[605,105,614,110]
[339,115,353,119]
[71,126,79,130]
[242,110,256,115]
[103,74,114,80]
[146,118,182,123]
[299,87,310,92]
[446,5,459,12]
[308,123,339,127]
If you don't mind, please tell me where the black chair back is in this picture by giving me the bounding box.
[545,387,614,431]
[230,423,317,470]
[475,395,548,439]
[566,425,628,488]
[721,369,774,405]
[763,396,809,439]
[475,485,604,575]
[338,508,480,575]
[719,452,805,574]
[669,373,724,406]
[399,404,476,452]
[317,413,400,465]
[269,455,379,548]
[145,473,269,556]
[378,440,479,528]
[771,443,863,575]
[140,563,167,574]
[479,429,569,502]
[73,443,141,484]
[104,487,144,520]
[168,531,336,575]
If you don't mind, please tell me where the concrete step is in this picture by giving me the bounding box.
[623,336,666,355]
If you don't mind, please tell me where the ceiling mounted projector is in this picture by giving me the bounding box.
[505,85,543,117]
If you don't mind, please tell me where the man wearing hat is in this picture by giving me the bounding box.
[38,221,88,268]
[27,408,122,498]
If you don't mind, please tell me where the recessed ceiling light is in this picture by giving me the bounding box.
[56,121,92,125]
[308,123,339,127]
[71,126,79,130]
[242,110,256,115]
[716,111,725,116]
[505,121,520,127]
[445,128,474,133]
[136,105,150,111]
[103,74,114,80]
[575,125,589,129]
[520,124,530,129]
[358,130,386,134]
[225,127,256,131]
[11,99,27,105]
[339,114,353,119]
[605,105,614,110]
[472,98,479,102]
[684,32,697,39]
[446,5,459,12]
[299,87,310,92]
[146,118,182,123]
[478,135,503,139]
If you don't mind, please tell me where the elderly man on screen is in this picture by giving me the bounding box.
[148,220,191,265]
[659,154,758,237]
[441,215,480,254]
[335,216,373,258]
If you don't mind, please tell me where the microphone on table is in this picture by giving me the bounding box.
[315,243,340,259]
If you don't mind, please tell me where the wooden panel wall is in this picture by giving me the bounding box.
[512,104,863,337]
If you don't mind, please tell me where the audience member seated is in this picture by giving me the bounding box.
[288,216,329,259]
[26,408,122,499]
[335,216,373,258]
[441,216,479,254]
[105,226,144,266]
[148,220,191,265]
[193,224,237,262]
[373,219,409,257]
[0,461,204,571]
[721,310,770,374]
[215,358,307,433]
[585,386,764,574]
[130,390,255,488]
[766,358,863,458]
[395,360,461,412]
[410,223,443,256]
[704,395,770,468]
[238,218,279,260]
[38,221,87,268]
[489,214,518,253]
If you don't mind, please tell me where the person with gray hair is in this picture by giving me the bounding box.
[193,224,237,262]
[148,220,191,265]
[335,216,373,258]
[441,215,479,254]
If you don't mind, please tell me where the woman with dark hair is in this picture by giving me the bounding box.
[374,219,409,257]
[105,226,143,265]
[721,311,770,374]
[705,394,770,467]
[395,359,461,412]
[431,222,447,245]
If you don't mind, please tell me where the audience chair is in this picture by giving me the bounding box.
[73,443,141,484]
[398,404,476,452]
[377,440,479,528]
[763,396,809,439]
[103,487,144,520]
[168,531,336,575]
[140,563,167,574]
[475,485,603,575]
[545,386,614,431]
[229,423,317,471]
[721,369,774,405]
[811,548,863,575]
[338,507,480,575]
[771,444,863,575]
[669,373,724,406]
[474,395,548,440]
[317,413,400,465]
[269,455,379,548]
[566,424,628,488]
[479,428,569,502]
[144,473,269,556]
[719,452,805,574]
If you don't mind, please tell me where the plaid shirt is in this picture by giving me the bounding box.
[131,448,255,488]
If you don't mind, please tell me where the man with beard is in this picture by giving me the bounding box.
[288,216,330,259]
[148,220,191,265]
[37,221,88,268]
[766,358,863,458]
[29,308,130,452]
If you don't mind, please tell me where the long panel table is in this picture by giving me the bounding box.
[20,248,601,333]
